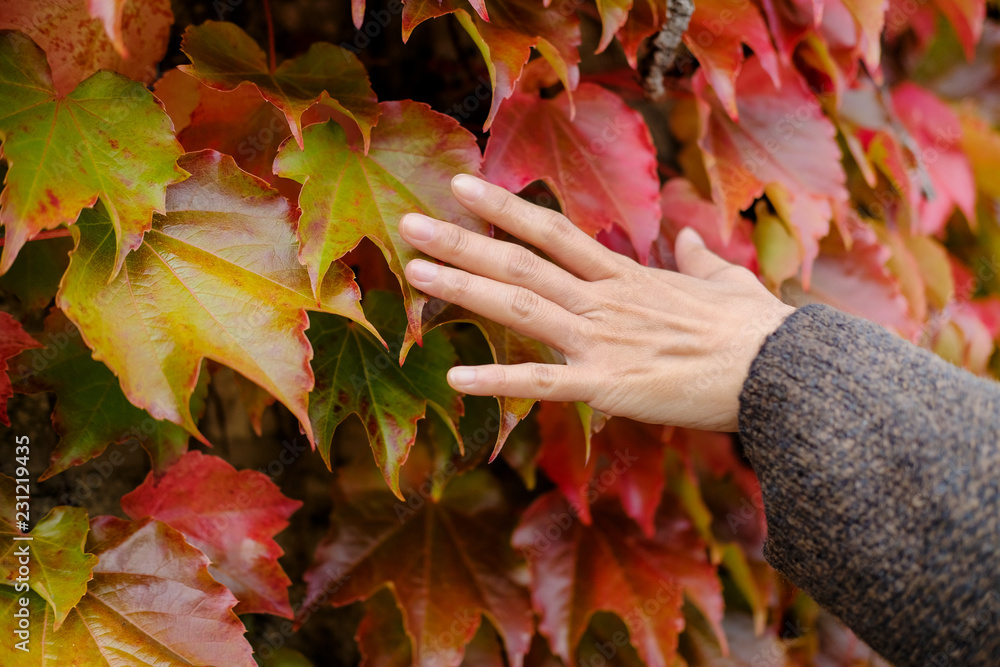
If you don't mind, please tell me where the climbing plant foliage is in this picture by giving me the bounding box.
[1,0,999,663]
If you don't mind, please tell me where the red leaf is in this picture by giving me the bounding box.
[154,69,300,201]
[536,402,671,536]
[302,470,534,667]
[659,178,758,272]
[891,83,976,235]
[684,0,780,119]
[805,223,919,339]
[695,55,847,286]
[0,0,173,95]
[0,312,40,426]
[484,84,661,261]
[402,0,581,129]
[513,492,724,667]
[759,0,820,60]
[121,450,302,618]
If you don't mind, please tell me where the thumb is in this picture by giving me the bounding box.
[674,227,734,280]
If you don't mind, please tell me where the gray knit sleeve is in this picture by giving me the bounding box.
[738,303,1000,666]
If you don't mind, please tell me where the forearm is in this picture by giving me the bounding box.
[739,304,1000,666]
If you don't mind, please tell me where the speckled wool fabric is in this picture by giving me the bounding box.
[738,304,1000,666]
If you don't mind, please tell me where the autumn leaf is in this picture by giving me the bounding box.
[0,506,97,629]
[659,178,759,272]
[513,492,724,667]
[958,103,1000,200]
[484,83,662,262]
[615,0,662,68]
[274,102,488,345]
[0,515,255,665]
[57,150,374,445]
[402,0,581,129]
[694,55,847,286]
[0,0,172,94]
[0,312,40,426]
[416,298,559,459]
[932,0,985,58]
[302,469,534,667]
[10,310,203,479]
[121,450,302,618]
[308,289,462,498]
[683,0,780,119]
[536,403,671,536]
[0,30,185,277]
[758,0,820,60]
[891,83,976,234]
[154,69,300,200]
[180,21,380,151]
[0,236,72,311]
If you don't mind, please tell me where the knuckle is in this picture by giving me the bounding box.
[444,270,472,300]
[507,246,540,281]
[510,287,539,320]
[495,192,521,220]
[541,213,575,244]
[529,363,557,391]
[441,225,470,256]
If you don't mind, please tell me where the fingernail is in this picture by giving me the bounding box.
[448,367,477,386]
[407,259,439,283]
[452,174,485,200]
[679,227,705,247]
[400,214,435,242]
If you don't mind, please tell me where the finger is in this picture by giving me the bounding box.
[674,228,737,281]
[447,363,594,403]
[405,259,584,352]
[398,213,588,309]
[450,174,630,281]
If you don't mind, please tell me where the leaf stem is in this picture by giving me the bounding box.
[0,228,72,247]
[263,0,277,73]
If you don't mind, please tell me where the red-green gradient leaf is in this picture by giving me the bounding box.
[121,450,302,618]
[402,0,581,129]
[0,507,97,629]
[695,55,846,286]
[0,516,254,665]
[274,102,488,345]
[932,0,985,57]
[0,311,40,426]
[684,0,780,119]
[513,492,724,667]
[416,298,558,459]
[180,21,379,151]
[10,310,200,479]
[536,402,672,536]
[57,150,373,445]
[302,470,534,667]
[483,84,661,262]
[308,290,463,498]
[0,0,172,94]
[0,31,185,277]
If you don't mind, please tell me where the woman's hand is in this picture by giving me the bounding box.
[398,175,796,432]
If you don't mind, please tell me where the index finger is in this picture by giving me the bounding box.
[451,175,631,281]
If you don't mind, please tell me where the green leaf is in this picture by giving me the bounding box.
[0,30,186,276]
[0,236,73,310]
[10,310,204,479]
[274,102,488,345]
[0,507,97,630]
[57,150,375,445]
[308,290,462,498]
[180,21,380,151]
